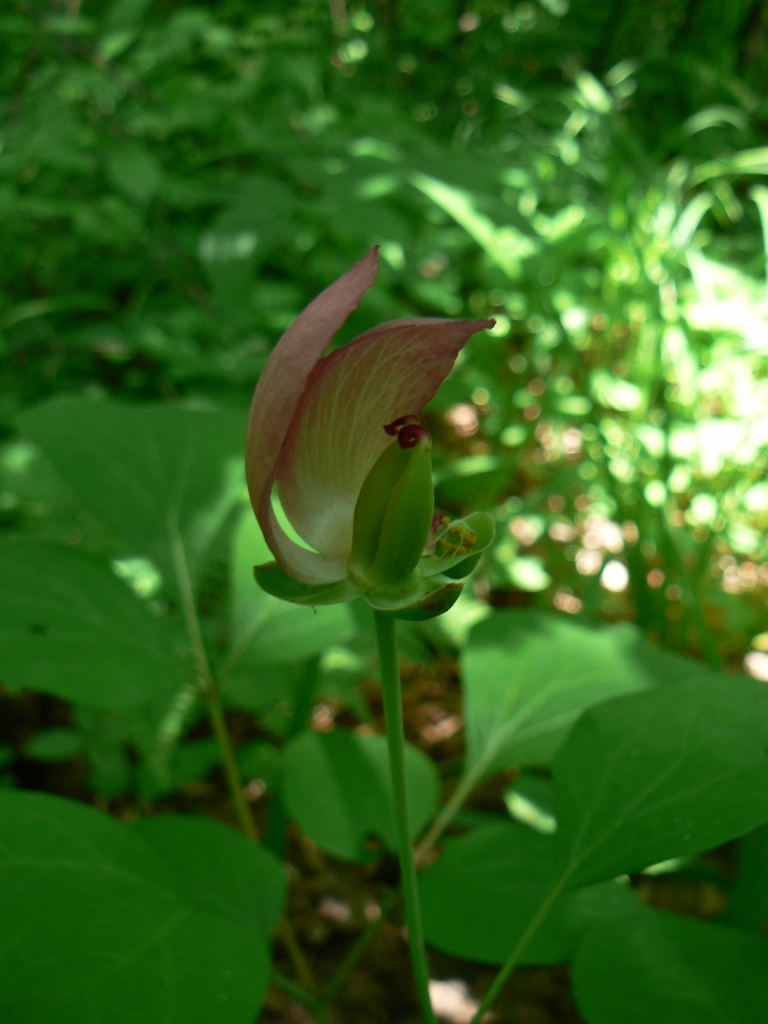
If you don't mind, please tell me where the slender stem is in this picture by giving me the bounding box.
[204,684,260,843]
[168,524,318,991]
[272,970,320,1008]
[278,917,319,996]
[414,766,480,867]
[321,888,400,1004]
[272,972,330,1024]
[469,877,567,1024]
[168,523,259,842]
[373,611,436,1024]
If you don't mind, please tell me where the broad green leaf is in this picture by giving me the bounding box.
[0,540,187,710]
[0,792,273,1024]
[463,610,685,775]
[420,822,637,965]
[17,398,244,581]
[554,675,768,888]
[132,815,285,938]
[280,729,439,862]
[573,908,768,1024]
[226,511,352,673]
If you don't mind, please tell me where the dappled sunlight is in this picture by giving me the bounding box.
[4,4,768,1023]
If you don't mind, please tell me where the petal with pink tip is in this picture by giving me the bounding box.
[245,248,379,584]
[276,317,495,561]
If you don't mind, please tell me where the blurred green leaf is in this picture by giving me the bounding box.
[0,791,274,1024]
[105,143,164,204]
[24,728,84,762]
[132,814,286,938]
[411,173,537,279]
[0,540,187,710]
[463,611,683,774]
[17,399,244,583]
[226,511,353,673]
[726,822,768,931]
[280,729,439,862]
[573,908,768,1024]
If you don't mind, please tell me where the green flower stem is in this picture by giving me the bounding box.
[272,971,330,1024]
[373,611,437,1024]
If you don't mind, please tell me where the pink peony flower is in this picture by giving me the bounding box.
[246,247,494,617]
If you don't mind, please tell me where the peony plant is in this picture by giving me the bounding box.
[245,247,495,1022]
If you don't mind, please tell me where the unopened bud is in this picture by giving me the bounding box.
[348,418,435,592]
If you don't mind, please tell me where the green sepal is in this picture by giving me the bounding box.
[421,512,495,580]
[386,582,465,620]
[254,562,361,606]
[366,573,465,621]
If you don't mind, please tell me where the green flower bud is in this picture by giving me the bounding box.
[348,420,435,593]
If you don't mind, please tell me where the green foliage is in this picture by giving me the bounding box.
[0,791,283,1024]
[0,538,188,708]
[17,398,244,583]
[3,2,768,1022]
[280,728,439,862]
[462,608,693,773]
[573,910,768,1024]
[553,674,768,887]
[420,822,637,965]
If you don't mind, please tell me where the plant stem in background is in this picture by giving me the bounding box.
[321,888,400,1004]
[203,683,260,844]
[272,971,331,1024]
[168,523,260,843]
[169,522,318,994]
[373,611,437,1024]
[469,878,567,1024]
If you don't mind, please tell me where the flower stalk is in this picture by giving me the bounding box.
[374,610,437,1024]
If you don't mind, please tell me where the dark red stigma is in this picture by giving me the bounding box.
[383,415,417,436]
[397,424,430,449]
[383,415,430,449]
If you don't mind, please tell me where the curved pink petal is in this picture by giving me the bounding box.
[245,248,379,583]
[275,317,495,562]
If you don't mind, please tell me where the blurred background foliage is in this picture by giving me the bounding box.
[3,0,768,716]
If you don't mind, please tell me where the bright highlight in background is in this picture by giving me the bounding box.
[601,559,630,592]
